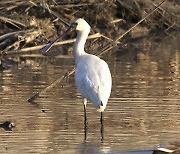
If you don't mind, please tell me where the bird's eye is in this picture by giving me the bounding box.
[73,23,78,26]
[71,22,78,29]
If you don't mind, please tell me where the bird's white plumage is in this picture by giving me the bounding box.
[73,18,112,112]
[75,54,111,111]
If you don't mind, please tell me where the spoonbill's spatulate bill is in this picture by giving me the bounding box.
[42,18,112,125]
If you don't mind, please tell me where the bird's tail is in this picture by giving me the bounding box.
[97,103,105,112]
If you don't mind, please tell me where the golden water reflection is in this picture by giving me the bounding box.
[0,34,179,153]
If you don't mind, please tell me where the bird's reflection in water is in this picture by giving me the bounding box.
[79,141,111,154]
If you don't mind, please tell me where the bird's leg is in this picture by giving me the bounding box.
[84,104,87,125]
[100,112,104,142]
[82,98,87,141]
[83,98,87,125]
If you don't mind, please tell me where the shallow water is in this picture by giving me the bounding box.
[0,34,180,153]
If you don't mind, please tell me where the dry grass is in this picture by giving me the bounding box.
[0,0,179,55]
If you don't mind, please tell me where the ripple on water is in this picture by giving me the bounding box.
[0,35,180,153]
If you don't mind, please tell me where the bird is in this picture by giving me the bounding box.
[42,18,112,127]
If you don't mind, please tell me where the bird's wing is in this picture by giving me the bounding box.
[75,57,111,109]
[75,62,101,108]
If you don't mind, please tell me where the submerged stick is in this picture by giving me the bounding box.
[28,68,75,103]
[28,0,167,103]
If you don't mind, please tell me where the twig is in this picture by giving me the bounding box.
[100,34,114,42]
[97,0,168,56]
[49,3,92,8]
[109,19,124,24]
[28,68,75,103]
[28,0,168,103]
[20,54,72,59]
[1,28,41,54]
[0,29,34,41]
[0,16,26,29]
[4,33,102,56]
[41,2,70,27]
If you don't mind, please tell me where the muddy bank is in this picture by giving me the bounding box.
[0,0,179,65]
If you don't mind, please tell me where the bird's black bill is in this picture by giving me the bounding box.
[42,23,77,54]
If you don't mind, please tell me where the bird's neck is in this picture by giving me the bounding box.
[73,30,89,65]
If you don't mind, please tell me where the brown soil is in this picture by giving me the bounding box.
[0,0,179,65]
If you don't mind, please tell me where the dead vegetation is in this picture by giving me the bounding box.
[0,0,179,58]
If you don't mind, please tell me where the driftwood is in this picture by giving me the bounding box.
[0,28,44,54]
[4,33,105,56]
[28,0,168,103]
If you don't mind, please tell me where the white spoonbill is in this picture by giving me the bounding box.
[42,18,112,125]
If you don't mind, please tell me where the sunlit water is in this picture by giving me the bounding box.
[0,34,179,153]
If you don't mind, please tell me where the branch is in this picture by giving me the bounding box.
[5,33,102,56]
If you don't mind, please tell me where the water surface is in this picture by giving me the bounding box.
[0,34,179,153]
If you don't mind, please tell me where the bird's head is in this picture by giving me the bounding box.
[42,18,90,54]
[73,18,91,33]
